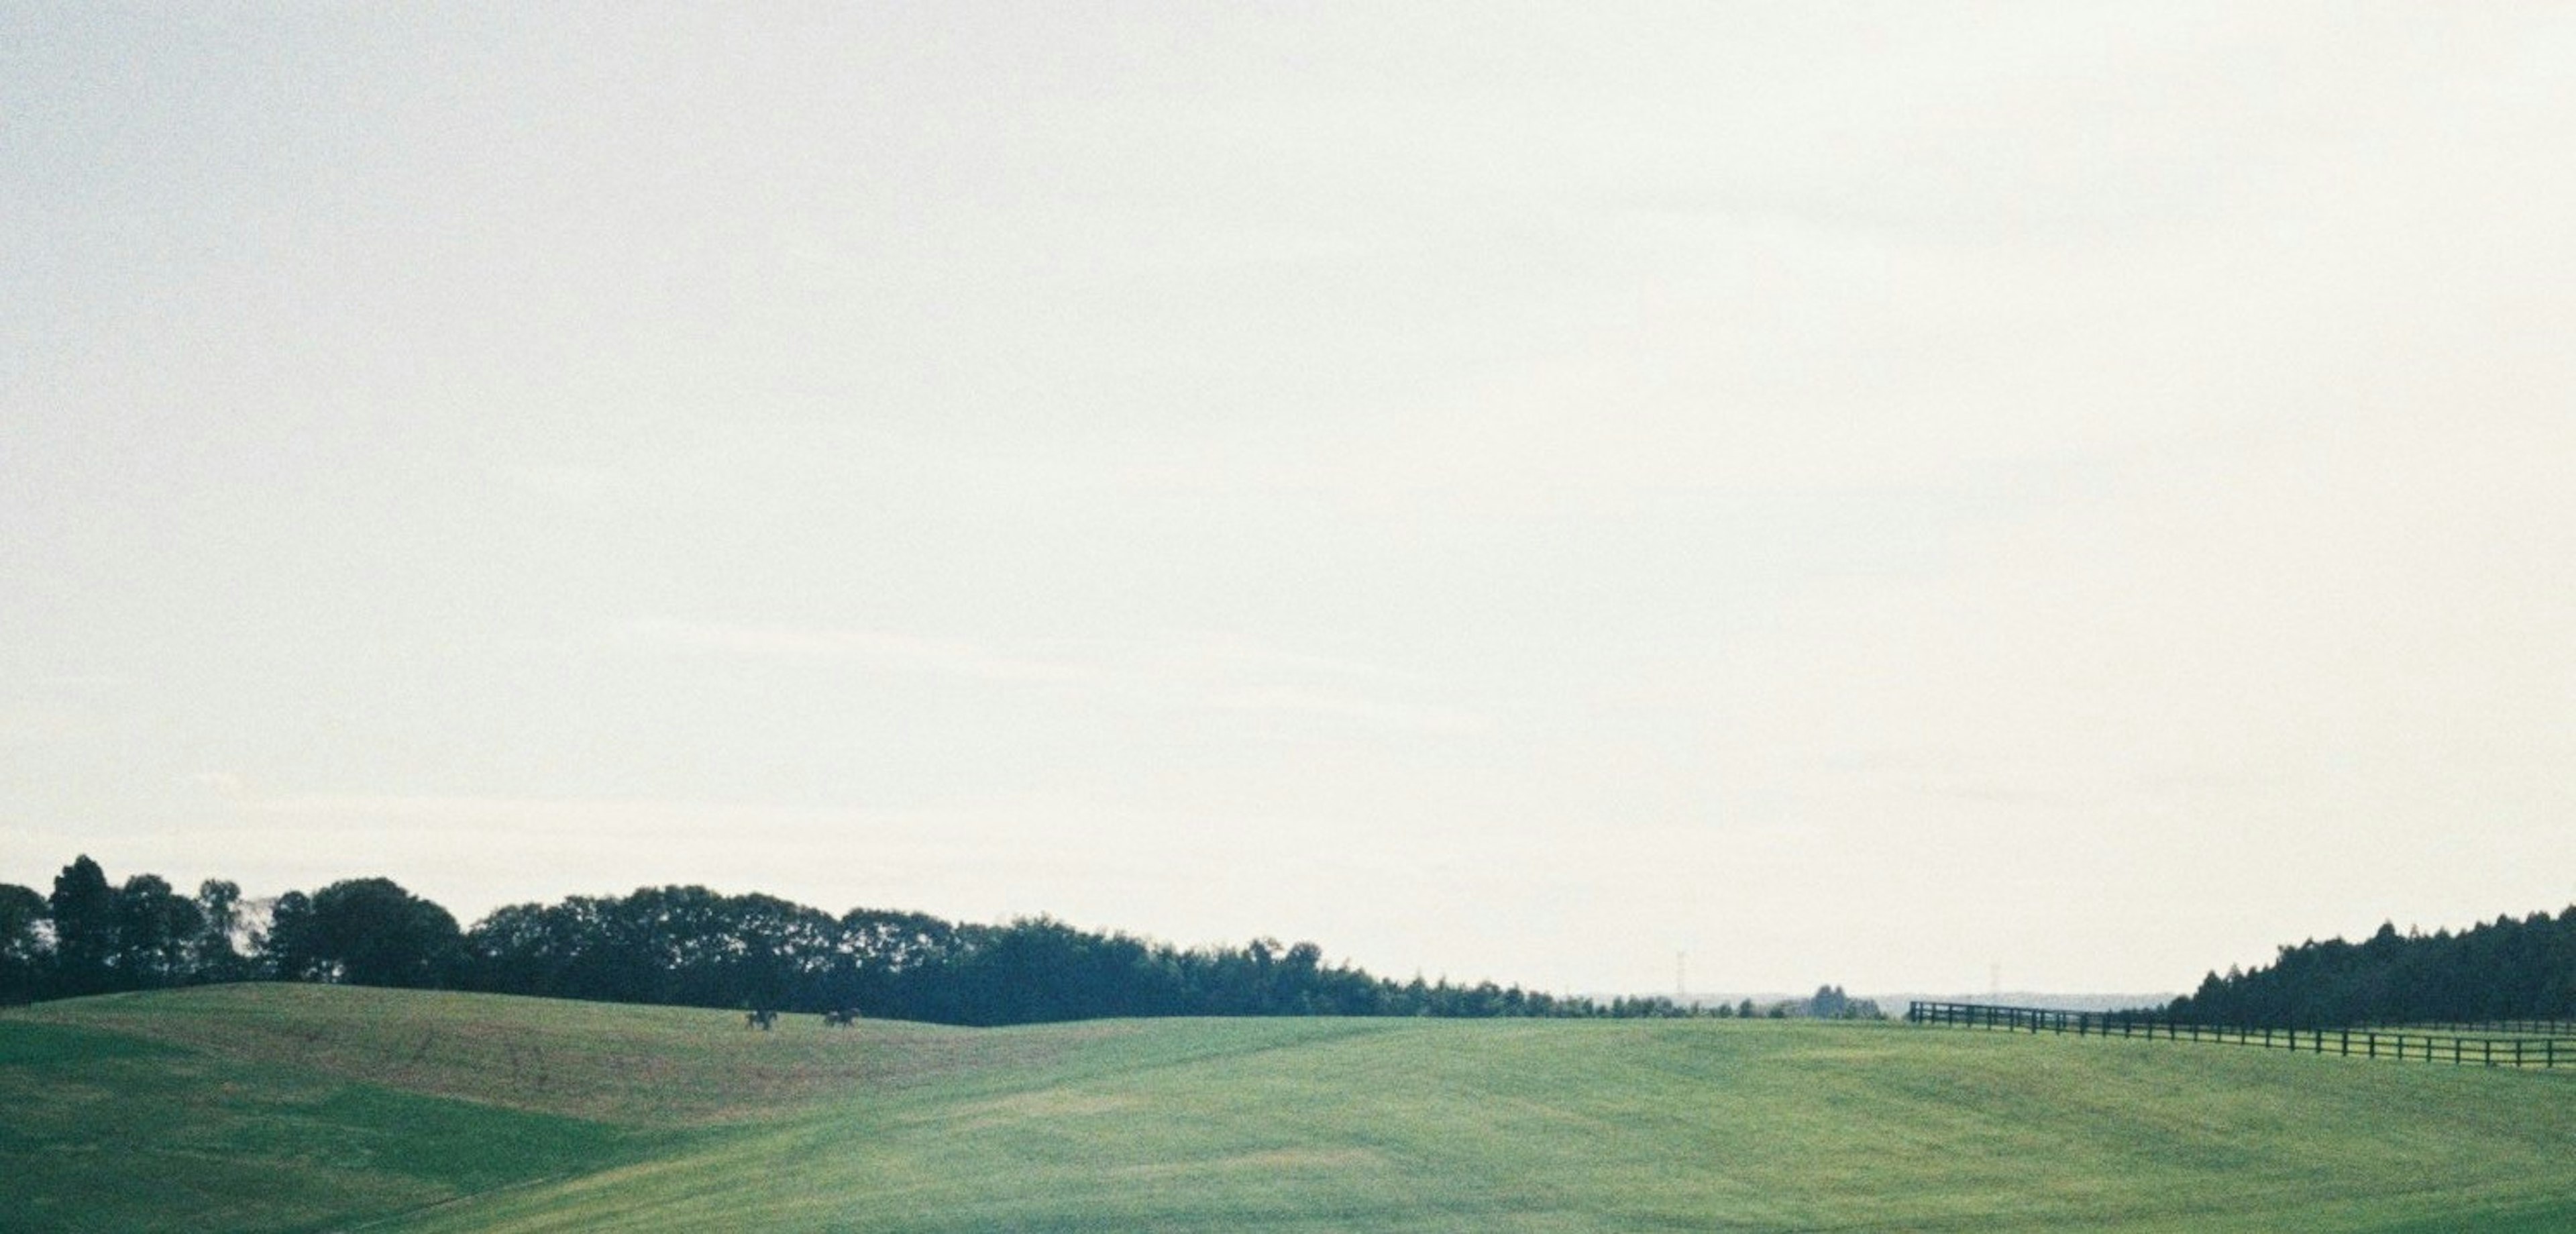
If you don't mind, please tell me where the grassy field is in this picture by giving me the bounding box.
[8,986,2576,1231]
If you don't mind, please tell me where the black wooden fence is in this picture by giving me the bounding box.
[2394,1018,2576,1038]
[1907,1001,2573,1070]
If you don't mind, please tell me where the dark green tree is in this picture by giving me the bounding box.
[298,878,462,988]
[2167,907,2576,1027]
[260,890,323,981]
[48,856,117,995]
[191,879,250,982]
[0,882,48,1002]
[114,874,203,988]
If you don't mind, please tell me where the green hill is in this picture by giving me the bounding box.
[7,986,2575,1232]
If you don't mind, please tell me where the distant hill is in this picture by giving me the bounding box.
[1878,992,2176,1015]
[1617,992,2175,1016]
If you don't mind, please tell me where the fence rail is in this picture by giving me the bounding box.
[1906,1001,2573,1070]
[2386,1018,2576,1038]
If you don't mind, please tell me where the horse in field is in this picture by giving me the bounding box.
[745,1008,778,1030]
[822,1008,858,1028]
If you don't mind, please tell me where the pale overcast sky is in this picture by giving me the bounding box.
[6,3,2573,996]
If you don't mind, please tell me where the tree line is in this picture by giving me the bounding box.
[3,854,1756,1023]
[2166,908,2576,1028]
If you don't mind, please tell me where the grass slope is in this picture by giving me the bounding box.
[9,986,2576,1232]
[0,1012,629,1233]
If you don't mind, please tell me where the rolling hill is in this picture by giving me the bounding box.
[7,984,2575,1231]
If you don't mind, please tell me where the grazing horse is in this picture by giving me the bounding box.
[745,1008,778,1031]
[822,1008,858,1028]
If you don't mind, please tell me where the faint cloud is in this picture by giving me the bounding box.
[616,617,1098,684]
[611,619,1488,734]
[30,672,128,688]
[188,770,249,799]
[1144,633,1489,735]
[1134,631,1415,686]
[0,703,101,743]
[1132,224,1391,273]
[1206,687,1491,737]
[496,463,621,507]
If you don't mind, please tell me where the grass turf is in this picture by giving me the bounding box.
[9,986,2576,1231]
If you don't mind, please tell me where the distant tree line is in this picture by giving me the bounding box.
[3,854,1763,1023]
[1805,984,1884,1020]
[2,857,264,1000]
[2167,909,2576,1029]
